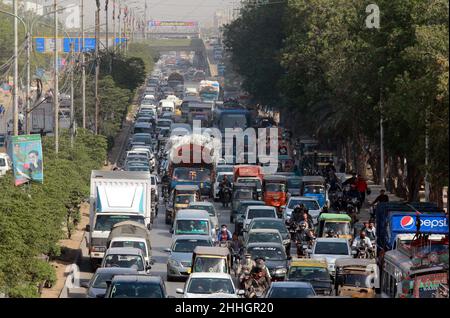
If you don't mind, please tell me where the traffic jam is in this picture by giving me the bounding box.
[82,52,449,299]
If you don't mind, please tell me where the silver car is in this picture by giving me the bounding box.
[83,267,138,298]
[188,202,219,232]
[165,235,213,281]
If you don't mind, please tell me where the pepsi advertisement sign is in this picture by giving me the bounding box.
[391,214,448,234]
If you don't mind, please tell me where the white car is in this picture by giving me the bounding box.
[0,153,12,176]
[244,205,278,232]
[213,171,234,200]
[308,238,352,275]
[284,196,322,224]
[176,273,243,298]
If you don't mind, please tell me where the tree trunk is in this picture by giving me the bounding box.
[406,164,422,202]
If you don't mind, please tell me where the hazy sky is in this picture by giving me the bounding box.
[49,0,240,27]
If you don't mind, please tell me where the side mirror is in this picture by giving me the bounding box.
[85,225,90,232]
[147,224,152,231]
[169,228,174,234]
[176,288,184,294]
[237,289,245,296]
[164,248,171,253]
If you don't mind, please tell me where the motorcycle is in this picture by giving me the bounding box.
[354,242,374,259]
[243,274,268,298]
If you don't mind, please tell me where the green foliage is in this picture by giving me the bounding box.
[0,130,107,297]
[225,0,448,199]
[127,42,158,73]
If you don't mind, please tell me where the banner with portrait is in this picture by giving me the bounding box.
[10,134,44,186]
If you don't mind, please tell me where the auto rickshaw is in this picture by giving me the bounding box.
[262,175,287,218]
[334,258,379,298]
[191,246,231,274]
[166,185,201,225]
[317,213,352,240]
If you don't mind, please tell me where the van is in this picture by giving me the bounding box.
[0,153,12,176]
[172,209,213,239]
[107,221,153,265]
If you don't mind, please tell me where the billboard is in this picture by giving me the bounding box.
[10,134,44,186]
[391,214,448,234]
[34,37,126,53]
[147,20,199,33]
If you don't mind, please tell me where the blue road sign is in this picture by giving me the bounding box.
[35,38,45,53]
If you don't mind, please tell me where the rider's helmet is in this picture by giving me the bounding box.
[327,229,335,237]
[299,221,307,230]
[255,258,265,269]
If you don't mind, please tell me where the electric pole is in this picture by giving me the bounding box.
[105,0,109,51]
[113,0,116,48]
[54,0,59,153]
[25,27,31,134]
[144,0,147,40]
[81,0,86,129]
[70,42,74,147]
[13,0,19,136]
[95,0,100,135]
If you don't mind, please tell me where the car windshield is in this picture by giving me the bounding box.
[132,135,151,145]
[111,241,147,257]
[340,273,371,287]
[268,286,315,298]
[265,183,285,192]
[239,178,262,189]
[175,195,195,205]
[322,222,351,236]
[288,199,320,210]
[157,120,171,127]
[251,220,288,235]
[217,174,232,182]
[248,246,286,261]
[193,257,227,274]
[288,179,301,188]
[248,209,275,219]
[91,272,115,289]
[109,282,163,298]
[126,157,147,163]
[189,205,216,217]
[175,220,209,235]
[314,242,349,255]
[103,254,145,271]
[133,127,152,134]
[94,215,144,231]
[304,185,325,194]
[238,202,264,214]
[172,239,212,253]
[173,167,211,182]
[187,278,234,294]
[288,267,330,281]
[234,191,254,200]
[127,166,149,172]
[248,232,282,244]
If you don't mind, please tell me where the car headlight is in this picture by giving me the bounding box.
[275,268,287,275]
[168,259,181,267]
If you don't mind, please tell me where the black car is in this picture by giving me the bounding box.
[105,275,169,298]
[287,264,333,295]
[246,218,291,258]
[233,200,265,234]
[265,281,316,298]
[245,242,288,280]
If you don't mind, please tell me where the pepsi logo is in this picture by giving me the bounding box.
[400,216,415,230]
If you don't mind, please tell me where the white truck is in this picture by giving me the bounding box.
[86,170,153,265]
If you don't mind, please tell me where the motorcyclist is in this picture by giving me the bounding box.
[326,229,338,238]
[219,176,232,207]
[290,204,304,226]
[364,221,377,241]
[352,230,373,257]
[295,221,315,257]
[302,212,314,230]
[217,224,233,242]
[249,258,271,290]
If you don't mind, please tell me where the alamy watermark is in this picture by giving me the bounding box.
[365,4,380,29]
[168,121,280,174]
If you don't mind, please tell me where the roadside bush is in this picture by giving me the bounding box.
[0,129,107,297]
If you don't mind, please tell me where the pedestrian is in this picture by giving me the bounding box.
[356,174,368,204]
[370,189,389,206]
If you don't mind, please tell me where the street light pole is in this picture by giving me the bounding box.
[95,0,100,135]
[105,0,109,51]
[25,29,31,134]
[81,0,86,129]
[13,0,19,136]
[53,0,59,153]
[70,42,74,147]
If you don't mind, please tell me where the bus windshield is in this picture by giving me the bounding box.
[173,167,211,182]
